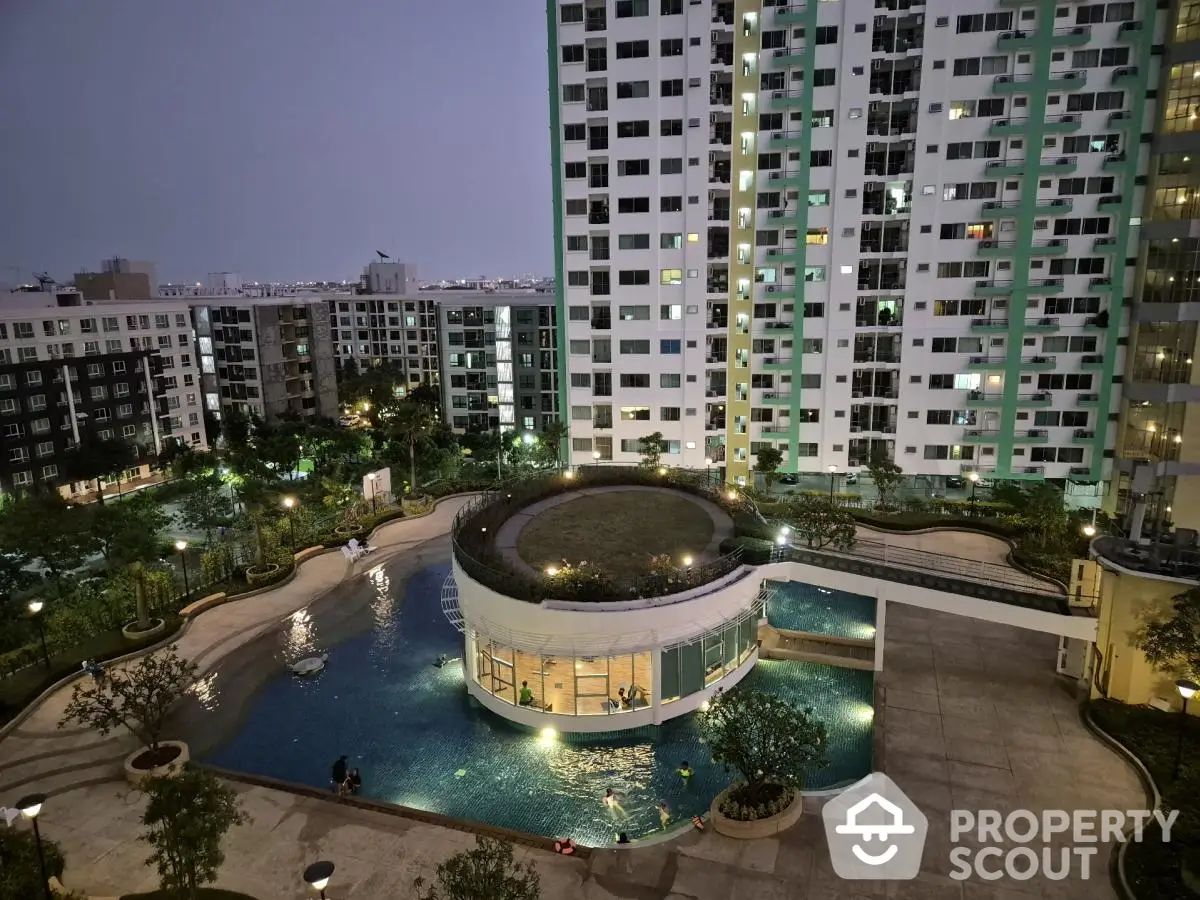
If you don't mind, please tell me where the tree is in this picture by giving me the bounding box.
[385,401,436,493]
[73,436,138,505]
[1136,586,1200,681]
[753,446,784,488]
[415,837,540,900]
[0,827,66,899]
[178,471,233,546]
[60,645,197,754]
[535,420,568,470]
[638,431,664,469]
[1020,483,1071,549]
[779,494,856,551]
[699,687,827,809]
[90,491,169,566]
[866,447,904,511]
[139,767,248,900]
[0,493,94,594]
[408,380,442,414]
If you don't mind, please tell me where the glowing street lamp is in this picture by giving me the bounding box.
[827,464,838,500]
[366,472,378,514]
[17,793,51,900]
[303,860,335,899]
[1173,679,1199,780]
[282,497,298,553]
[175,540,190,598]
[27,600,49,669]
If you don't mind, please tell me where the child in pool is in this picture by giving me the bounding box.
[603,788,629,820]
[657,801,671,830]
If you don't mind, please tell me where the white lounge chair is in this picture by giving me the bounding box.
[348,538,372,557]
[0,807,19,828]
[340,545,360,562]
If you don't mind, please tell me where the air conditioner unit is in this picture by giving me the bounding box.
[767,285,777,293]
[852,391,864,398]
[850,426,862,433]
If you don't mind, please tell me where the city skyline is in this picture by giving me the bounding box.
[0,0,554,283]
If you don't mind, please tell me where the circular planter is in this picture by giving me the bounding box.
[709,784,804,839]
[124,740,189,786]
[334,524,364,537]
[245,563,283,587]
[121,617,167,641]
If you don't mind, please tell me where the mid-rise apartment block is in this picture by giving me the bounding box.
[191,296,339,421]
[0,288,207,497]
[330,292,440,388]
[547,0,1159,487]
[436,293,561,433]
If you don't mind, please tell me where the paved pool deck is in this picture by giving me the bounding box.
[0,495,1144,899]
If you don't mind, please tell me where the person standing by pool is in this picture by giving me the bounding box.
[657,801,671,830]
[331,755,348,794]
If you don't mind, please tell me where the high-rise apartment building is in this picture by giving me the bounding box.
[1114,3,1200,534]
[547,0,1158,487]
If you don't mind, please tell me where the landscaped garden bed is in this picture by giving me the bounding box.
[1090,699,1200,900]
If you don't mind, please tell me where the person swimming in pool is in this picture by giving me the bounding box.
[603,788,629,820]
[678,761,694,780]
[657,801,671,830]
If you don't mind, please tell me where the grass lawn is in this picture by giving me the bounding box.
[0,614,184,725]
[516,489,715,581]
[1091,699,1200,899]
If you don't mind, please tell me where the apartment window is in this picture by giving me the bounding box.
[956,12,1012,34]
[661,0,682,13]
[660,118,683,136]
[618,158,650,175]
[617,120,650,138]
[616,40,650,59]
[660,38,683,56]
[660,340,681,354]
[567,271,590,287]
[660,158,683,175]
[616,80,650,99]
[620,340,651,354]
[661,79,684,97]
[567,235,589,251]
[812,69,836,87]
[618,270,651,286]
[561,4,583,23]
[619,305,650,320]
[620,376,651,390]
[617,197,650,213]
[660,269,683,285]
[661,196,683,212]
[615,0,648,17]
[660,304,682,320]
[562,44,584,64]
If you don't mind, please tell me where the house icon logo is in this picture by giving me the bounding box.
[822,773,928,880]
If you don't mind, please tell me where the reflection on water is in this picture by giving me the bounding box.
[283,607,317,660]
[367,564,395,647]
[189,672,220,712]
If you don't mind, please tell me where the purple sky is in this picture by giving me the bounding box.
[0,0,552,284]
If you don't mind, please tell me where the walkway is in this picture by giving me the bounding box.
[0,497,1149,898]
[495,484,735,578]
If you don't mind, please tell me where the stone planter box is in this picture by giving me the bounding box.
[123,740,189,786]
[121,617,167,641]
[709,785,804,839]
[180,592,227,618]
[245,563,284,588]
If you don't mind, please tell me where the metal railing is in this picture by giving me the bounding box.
[451,466,748,604]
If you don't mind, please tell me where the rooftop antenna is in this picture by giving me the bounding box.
[376,250,390,261]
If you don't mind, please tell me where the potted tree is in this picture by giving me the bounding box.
[120,561,168,640]
[60,645,197,784]
[414,836,540,900]
[699,687,828,839]
[139,767,248,900]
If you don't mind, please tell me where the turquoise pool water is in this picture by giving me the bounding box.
[766,579,877,640]
[203,563,874,845]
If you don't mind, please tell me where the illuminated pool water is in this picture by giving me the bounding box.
[765,579,877,640]
[203,563,873,845]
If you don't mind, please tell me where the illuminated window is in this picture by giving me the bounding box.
[660,268,684,285]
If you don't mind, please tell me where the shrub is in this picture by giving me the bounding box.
[0,826,66,898]
[415,836,540,900]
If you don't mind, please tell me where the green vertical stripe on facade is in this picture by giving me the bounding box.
[1087,7,1155,481]
[545,1,570,459]
[996,4,1058,476]
[784,2,820,470]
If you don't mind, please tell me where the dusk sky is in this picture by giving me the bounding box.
[0,0,553,285]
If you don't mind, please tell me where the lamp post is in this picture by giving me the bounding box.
[366,473,378,514]
[968,472,979,516]
[282,497,297,553]
[17,792,51,900]
[592,450,601,471]
[827,464,838,501]
[1173,678,1199,780]
[704,457,713,486]
[175,540,190,598]
[27,601,49,669]
[303,860,335,900]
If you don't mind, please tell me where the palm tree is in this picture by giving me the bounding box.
[387,402,433,494]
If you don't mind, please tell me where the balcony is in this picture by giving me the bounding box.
[1045,114,1082,133]
[1026,317,1061,333]
[1013,429,1050,445]
[977,239,1012,258]
[1028,278,1064,294]
[1051,25,1091,47]
[768,131,805,149]
[774,5,806,25]
[980,200,1020,220]
[1035,198,1072,214]
[1116,21,1143,42]
[1077,392,1101,406]
[1071,428,1096,444]
[966,356,1008,371]
[1041,156,1077,174]
[759,426,790,437]
[1033,239,1069,256]
[1049,70,1087,90]
[967,391,1006,408]
[1022,355,1057,370]
[969,317,1009,333]
[769,48,807,67]
[1097,195,1123,213]
[991,74,1028,95]
[974,280,1013,297]
[997,30,1037,51]
[1112,66,1139,86]
[766,90,807,110]
[764,247,793,260]
[1080,354,1105,370]
[1102,153,1126,173]
[760,391,792,405]
[765,208,798,224]
[989,118,1031,137]
[759,356,793,370]
[1094,236,1119,252]
[1108,110,1134,128]
[766,170,805,187]
[1088,276,1118,292]
[985,158,1026,177]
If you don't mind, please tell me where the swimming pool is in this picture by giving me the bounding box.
[765,579,877,640]
[202,562,874,845]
